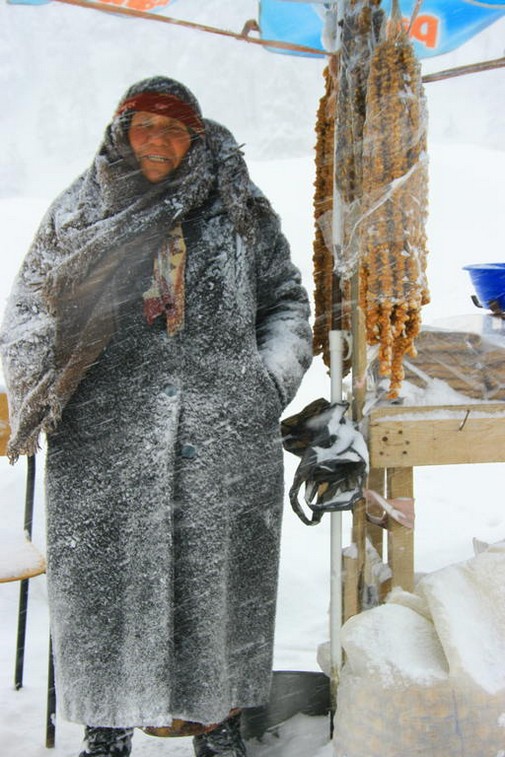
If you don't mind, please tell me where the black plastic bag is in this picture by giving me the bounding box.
[281,399,369,526]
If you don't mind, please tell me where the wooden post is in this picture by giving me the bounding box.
[386,467,414,592]
[366,467,385,558]
[342,552,359,623]
[343,495,367,623]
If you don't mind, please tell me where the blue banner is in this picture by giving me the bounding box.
[7,0,505,58]
[259,0,505,58]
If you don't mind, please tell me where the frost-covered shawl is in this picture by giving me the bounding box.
[1,79,259,462]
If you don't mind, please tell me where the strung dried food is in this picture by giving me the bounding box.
[313,64,339,368]
[313,1,384,374]
[360,17,429,397]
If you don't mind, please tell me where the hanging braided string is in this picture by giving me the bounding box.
[312,63,339,369]
[359,0,430,397]
[314,0,429,398]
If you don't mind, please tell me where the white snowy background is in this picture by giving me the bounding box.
[0,1,504,755]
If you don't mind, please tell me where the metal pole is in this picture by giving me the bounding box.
[329,330,343,667]
[326,0,345,729]
[46,636,56,748]
[14,454,36,690]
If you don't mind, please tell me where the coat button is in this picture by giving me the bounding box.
[163,384,178,397]
[180,444,197,459]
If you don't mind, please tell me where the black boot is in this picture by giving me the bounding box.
[79,726,133,757]
[193,713,246,757]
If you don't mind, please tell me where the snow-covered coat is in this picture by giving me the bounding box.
[0,78,312,727]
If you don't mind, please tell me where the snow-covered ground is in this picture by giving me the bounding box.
[1,2,504,755]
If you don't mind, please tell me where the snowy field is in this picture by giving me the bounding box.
[1,1,505,755]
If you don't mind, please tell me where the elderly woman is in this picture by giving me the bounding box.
[0,77,312,757]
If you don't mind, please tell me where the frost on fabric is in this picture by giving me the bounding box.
[254,223,312,408]
[0,103,313,728]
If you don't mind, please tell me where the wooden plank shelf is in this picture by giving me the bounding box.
[368,403,505,468]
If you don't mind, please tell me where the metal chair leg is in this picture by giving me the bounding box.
[46,636,56,748]
[14,455,36,689]
[13,455,55,747]
[14,578,29,689]
[23,455,37,537]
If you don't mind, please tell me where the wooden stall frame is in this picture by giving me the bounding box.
[343,402,505,621]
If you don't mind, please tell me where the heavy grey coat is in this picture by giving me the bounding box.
[0,78,312,728]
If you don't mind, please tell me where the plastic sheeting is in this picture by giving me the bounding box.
[402,316,505,401]
[8,0,505,60]
[259,0,505,58]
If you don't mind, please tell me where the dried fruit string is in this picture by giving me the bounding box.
[312,63,340,370]
[313,0,429,398]
[360,7,429,397]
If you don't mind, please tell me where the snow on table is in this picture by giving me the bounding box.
[0,528,46,583]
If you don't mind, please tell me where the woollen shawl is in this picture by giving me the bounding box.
[1,78,259,461]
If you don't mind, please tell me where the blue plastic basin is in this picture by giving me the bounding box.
[463,263,505,311]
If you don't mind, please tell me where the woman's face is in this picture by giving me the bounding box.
[128,111,192,183]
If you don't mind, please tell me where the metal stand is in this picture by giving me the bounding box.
[13,454,57,748]
[14,455,36,689]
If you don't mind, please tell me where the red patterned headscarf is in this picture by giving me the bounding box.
[115,92,205,135]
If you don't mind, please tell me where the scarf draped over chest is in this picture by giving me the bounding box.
[1,117,265,461]
[143,224,186,336]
